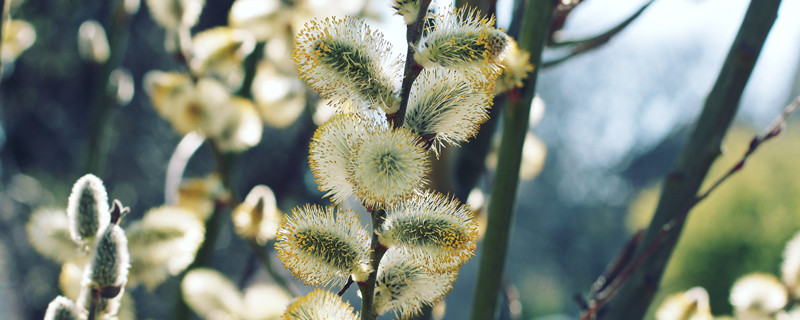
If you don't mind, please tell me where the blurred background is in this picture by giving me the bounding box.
[1,0,800,319]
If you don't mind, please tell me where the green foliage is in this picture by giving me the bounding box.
[628,126,800,316]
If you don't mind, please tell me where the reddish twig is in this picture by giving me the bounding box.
[577,96,800,320]
[544,0,656,69]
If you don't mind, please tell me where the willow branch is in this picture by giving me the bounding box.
[83,0,134,174]
[542,0,654,69]
[387,0,432,128]
[468,0,555,319]
[359,209,389,320]
[594,1,783,319]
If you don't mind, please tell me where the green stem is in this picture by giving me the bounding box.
[359,209,389,320]
[171,142,235,320]
[597,1,782,319]
[83,0,132,174]
[468,1,554,319]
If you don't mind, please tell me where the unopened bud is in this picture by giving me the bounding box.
[44,296,79,320]
[67,174,110,244]
[85,224,129,290]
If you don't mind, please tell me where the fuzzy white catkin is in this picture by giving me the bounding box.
[730,273,788,320]
[44,296,79,320]
[781,232,800,297]
[85,224,130,289]
[67,174,110,244]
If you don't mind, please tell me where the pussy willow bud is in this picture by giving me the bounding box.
[494,38,533,94]
[233,185,281,245]
[85,224,130,291]
[275,205,371,287]
[44,296,79,320]
[282,289,358,320]
[374,248,457,319]
[730,273,788,319]
[404,67,492,152]
[414,7,509,80]
[294,16,400,113]
[655,287,712,320]
[308,114,371,204]
[392,0,419,24]
[77,20,110,64]
[380,191,479,272]
[782,232,800,297]
[67,174,110,244]
[350,126,429,209]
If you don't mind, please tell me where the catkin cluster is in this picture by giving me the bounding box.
[277,2,521,319]
[42,174,130,320]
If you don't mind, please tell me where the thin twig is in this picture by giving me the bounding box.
[695,96,800,203]
[338,276,355,296]
[387,0,432,128]
[579,96,798,320]
[542,0,655,69]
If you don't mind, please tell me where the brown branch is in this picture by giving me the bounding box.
[542,0,655,69]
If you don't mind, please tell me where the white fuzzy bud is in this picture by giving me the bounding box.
[67,174,110,244]
[85,224,130,290]
[44,296,79,320]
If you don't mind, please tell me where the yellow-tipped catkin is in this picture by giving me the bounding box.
[730,273,788,319]
[380,191,479,272]
[212,97,264,153]
[190,26,256,90]
[282,289,358,320]
[181,268,243,318]
[414,7,508,80]
[782,232,800,297]
[145,0,205,31]
[44,296,79,320]
[293,16,400,113]
[655,287,713,320]
[494,38,533,94]
[308,113,371,204]
[275,205,371,287]
[404,67,492,152]
[84,224,130,290]
[126,206,204,290]
[77,20,110,64]
[392,0,419,24]
[374,248,457,319]
[26,208,81,263]
[232,185,281,245]
[67,174,110,244]
[228,0,285,41]
[251,62,306,129]
[2,20,36,64]
[350,126,429,209]
[177,174,226,221]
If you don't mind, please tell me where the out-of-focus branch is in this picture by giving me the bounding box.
[165,132,205,205]
[468,0,555,319]
[591,2,782,319]
[83,0,134,174]
[542,0,655,69]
